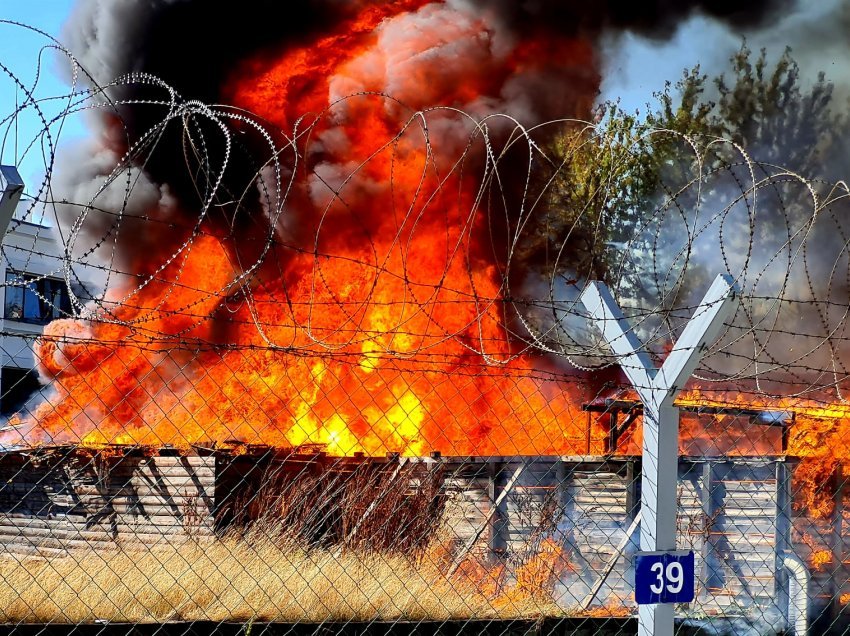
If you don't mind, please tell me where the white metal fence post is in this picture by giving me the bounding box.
[0,165,23,235]
[581,274,738,636]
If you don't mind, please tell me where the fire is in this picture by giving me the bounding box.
[511,538,572,600]
[811,549,833,571]
[676,389,850,519]
[449,538,573,607]
[453,556,506,599]
[9,1,602,456]
[800,532,834,571]
[12,0,850,516]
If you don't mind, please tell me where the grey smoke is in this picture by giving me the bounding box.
[60,0,177,88]
[555,0,850,394]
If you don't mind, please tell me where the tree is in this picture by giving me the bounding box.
[520,108,656,284]
[519,44,850,361]
[655,45,848,178]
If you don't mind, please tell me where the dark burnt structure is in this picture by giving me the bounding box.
[0,443,820,622]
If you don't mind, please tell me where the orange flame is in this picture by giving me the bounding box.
[16,0,850,534]
[12,1,603,457]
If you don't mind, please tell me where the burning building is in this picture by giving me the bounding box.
[1,0,850,632]
[7,0,803,455]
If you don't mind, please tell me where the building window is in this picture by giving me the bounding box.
[4,271,72,324]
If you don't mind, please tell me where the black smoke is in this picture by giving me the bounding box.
[63,0,363,97]
[64,0,796,103]
[472,0,794,40]
[62,0,798,206]
[57,0,802,285]
[61,0,370,220]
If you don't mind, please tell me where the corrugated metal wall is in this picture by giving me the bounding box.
[0,447,790,618]
[437,456,785,614]
[0,449,215,556]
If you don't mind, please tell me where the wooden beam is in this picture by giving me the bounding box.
[488,460,507,562]
[625,460,640,521]
[775,460,792,628]
[700,461,723,596]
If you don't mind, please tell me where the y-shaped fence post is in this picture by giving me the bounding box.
[580,274,737,636]
[0,165,24,236]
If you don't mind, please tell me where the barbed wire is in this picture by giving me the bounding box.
[3,19,850,635]
[1,21,850,424]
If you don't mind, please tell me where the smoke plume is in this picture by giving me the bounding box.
[18,0,810,451]
[61,0,793,211]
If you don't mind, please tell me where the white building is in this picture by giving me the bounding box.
[0,197,99,415]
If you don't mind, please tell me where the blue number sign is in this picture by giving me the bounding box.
[634,551,695,604]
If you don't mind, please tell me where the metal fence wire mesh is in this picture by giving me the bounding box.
[2,14,850,636]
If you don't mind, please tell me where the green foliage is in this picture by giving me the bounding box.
[652,44,848,176]
[522,106,659,284]
[530,43,850,288]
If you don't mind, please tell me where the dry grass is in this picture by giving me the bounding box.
[0,529,571,623]
[0,464,625,624]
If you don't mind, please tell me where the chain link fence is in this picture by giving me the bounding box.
[0,343,846,634]
[2,14,850,636]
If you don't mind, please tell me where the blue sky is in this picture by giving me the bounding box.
[1,0,80,192]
